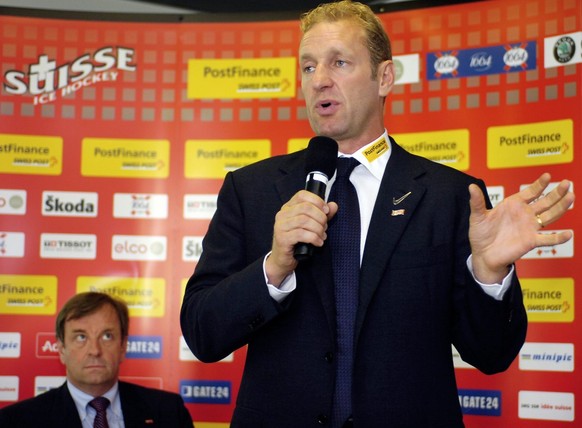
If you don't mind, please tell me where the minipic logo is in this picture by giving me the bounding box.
[519,342,574,372]
[0,332,21,358]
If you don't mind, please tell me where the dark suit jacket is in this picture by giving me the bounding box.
[0,381,193,427]
[180,138,527,427]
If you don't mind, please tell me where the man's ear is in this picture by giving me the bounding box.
[57,339,66,364]
[120,336,128,362]
[378,60,394,97]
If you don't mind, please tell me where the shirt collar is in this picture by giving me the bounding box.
[67,380,121,420]
[338,130,391,181]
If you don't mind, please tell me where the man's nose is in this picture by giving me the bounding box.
[311,65,333,90]
[87,338,102,355]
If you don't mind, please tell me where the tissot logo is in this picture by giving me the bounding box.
[40,233,97,260]
[183,194,217,219]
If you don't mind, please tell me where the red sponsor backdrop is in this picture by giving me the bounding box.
[0,0,580,426]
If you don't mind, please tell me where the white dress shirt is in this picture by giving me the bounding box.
[68,381,125,428]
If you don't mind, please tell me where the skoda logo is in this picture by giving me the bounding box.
[553,36,576,64]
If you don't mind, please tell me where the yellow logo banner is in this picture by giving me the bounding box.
[187,58,296,99]
[287,138,309,154]
[0,134,62,175]
[522,277,574,322]
[0,275,58,315]
[184,139,271,179]
[487,119,573,168]
[393,129,470,170]
[81,138,169,178]
[77,276,165,317]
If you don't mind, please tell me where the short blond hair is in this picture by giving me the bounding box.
[300,0,392,77]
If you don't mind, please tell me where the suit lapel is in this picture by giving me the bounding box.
[355,140,427,342]
[119,382,151,426]
[53,383,84,428]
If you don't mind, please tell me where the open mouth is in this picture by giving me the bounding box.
[316,100,337,114]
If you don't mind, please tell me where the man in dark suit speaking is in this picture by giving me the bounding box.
[0,292,193,427]
[180,1,575,427]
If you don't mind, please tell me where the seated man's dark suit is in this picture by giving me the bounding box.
[0,381,193,427]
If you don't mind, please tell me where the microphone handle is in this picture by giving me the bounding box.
[293,174,328,261]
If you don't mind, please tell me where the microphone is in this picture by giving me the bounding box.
[293,136,338,261]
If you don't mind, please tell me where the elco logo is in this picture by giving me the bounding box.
[111,235,167,261]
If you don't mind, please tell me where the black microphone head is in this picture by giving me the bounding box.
[305,136,338,179]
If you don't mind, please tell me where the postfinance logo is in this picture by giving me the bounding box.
[522,278,574,323]
[0,275,57,315]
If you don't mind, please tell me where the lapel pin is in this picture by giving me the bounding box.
[392,191,412,205]
[391,209,406,216]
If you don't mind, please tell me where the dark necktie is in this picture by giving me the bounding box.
[328,157,360,427]
[89,396,110,428]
